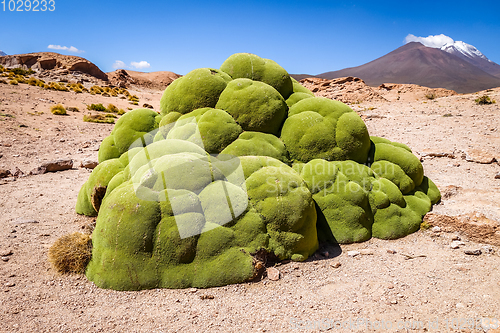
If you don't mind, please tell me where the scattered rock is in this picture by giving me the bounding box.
[0,249,13,256]
[80,160,98,169]
[450,241,465,249]
[441,185,462,199]
[1,257,9,262]
[455,303,466,308]
[330,261,341,268]
[0,169,12,178]
[30,159,73,175]
[267,267,280,281]
[495,172,500,180]
[347,250,360,257]
[142,103,154,109]
[360,249,374,255]
[431,226,441,233]
[199,294,215,300]
[386,249,397,254]
[465,149,497,164]
[4,282,15,287]
[464,249,482,256]
[390,300,398,305]
[482,245,494,254]
[420,151,455,159]
[188,288,197,293]
[451,235,461,241]
[11,167,23,177]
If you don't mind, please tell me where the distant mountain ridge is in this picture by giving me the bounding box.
[0,50,6,56]
[315,42,500,93]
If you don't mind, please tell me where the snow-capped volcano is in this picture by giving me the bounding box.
[0,50,6,56]
[405,34,500,77]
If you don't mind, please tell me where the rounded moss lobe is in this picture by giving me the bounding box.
[216,78,288,136]
[221,131,290,163]
[220,53,293,99]
[157,108,243,154]
[159,68,232,116]
[281,97,371,163]
[98,108,161,163]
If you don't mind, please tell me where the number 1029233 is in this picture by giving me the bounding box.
[1,0,55,11]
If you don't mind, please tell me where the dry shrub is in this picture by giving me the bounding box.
[48,232,92,274]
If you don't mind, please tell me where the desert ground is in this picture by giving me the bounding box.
[0,77,499,333]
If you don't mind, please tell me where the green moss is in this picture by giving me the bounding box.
[85,144,318,290]
[221,131,289,163]
[281,97,370,163]
[157,107,242,154]
[286,92,315,107]
[160,68,232,116]
[220,53,293,99]
[216,78,288,135]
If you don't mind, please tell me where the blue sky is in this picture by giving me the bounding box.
[1,0,500,75]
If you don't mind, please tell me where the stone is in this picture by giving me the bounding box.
[0,249,12,256]
[30,159,73,175]
[360,249,374,255]
[495,173,500,180]
[331,261,341,268]
[431,226,441,233]
[0,169,12,178]
[451,235,461,241]
[455,303,466,308]
[464,249,482,256]
[267,267,280,281]
[347,250,360,257]
[465,149,497,164]
[11,167,23,177]
[450,241,465,249]
[387,249,397,254]
[80,160,98,169]
[482,245,494,254]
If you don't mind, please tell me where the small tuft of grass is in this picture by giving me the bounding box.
[425,93,436,100]
[50,103,67,115]
[83,114,115,124]
[48,232,92,274]
[475,95,496,105]
[442,113,453,117]
[420,220,432,230]
[87,103,106,111]
[9,79,18,85]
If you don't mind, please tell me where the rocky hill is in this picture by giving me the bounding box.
[0,52,108,81]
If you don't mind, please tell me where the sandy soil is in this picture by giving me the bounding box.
[0,82,499,333]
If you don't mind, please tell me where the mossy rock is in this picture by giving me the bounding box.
[160,68,232,116]
[220,53,293,99]
[281,97,370,163]
[216,78,288,135]
[368,138,424,193]
[291,77,315,96]
[286,92,315,107]
[156,108,242,154]
[85,141,318,290]
[220,131,289,163]
[98,108,161,163]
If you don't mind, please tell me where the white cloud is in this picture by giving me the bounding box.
[47,45,84,53]
[130,61,151,69]
[112,60,127,69]
[404,34,455,48]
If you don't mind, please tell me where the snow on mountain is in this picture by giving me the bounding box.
[0,50,6,56]
[441,41,491,63]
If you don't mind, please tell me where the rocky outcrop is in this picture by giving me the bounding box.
[107,69,181,90]
[0,52,108,81]
[299,77,387,103]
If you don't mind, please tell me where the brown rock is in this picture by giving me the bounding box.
[30,159,73,175]
[267,267,280,281]
[465,149,497,164]
[80,160,98,169]
[424,212,500,246]
[0,169,12,178]
[11,167,24,177]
